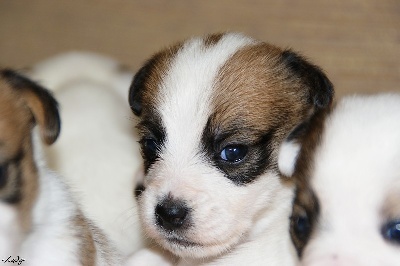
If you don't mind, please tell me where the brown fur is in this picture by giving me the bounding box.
[74,213,121,265]
[74,213,97,266]
[129,42,182,117]
[212,43,319,161]
[0,76,39,232]
[203,33,224,48]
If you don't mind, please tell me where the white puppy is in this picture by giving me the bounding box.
[0,69,120,265]
[28,52,144,257]
[279,94,400,265]
[128,32,334,265]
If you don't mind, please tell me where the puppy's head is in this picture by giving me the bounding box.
[129,33,333,258]
[0,69,60,235]
[279,94,400,265]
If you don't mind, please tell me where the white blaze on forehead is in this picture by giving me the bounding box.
[310,94,400,233]
[157,33,256,163]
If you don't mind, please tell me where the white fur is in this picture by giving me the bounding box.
[21,145,82,265]
[28,52,144,257]
[135,33,297,265]
[297,94,400,265]
[0,204,20,258]
[0,130,122,265]
[278,141,301,177]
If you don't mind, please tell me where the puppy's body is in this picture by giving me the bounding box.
[129,33,333,265]
[28,52,144,256]
[0,69,120,265]
[279,94,400,265]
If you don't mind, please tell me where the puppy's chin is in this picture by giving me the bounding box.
[147,228,244,259]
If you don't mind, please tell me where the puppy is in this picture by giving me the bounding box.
[278,94,400,265]
[129,32,334,265]
[0,69,120,265]
[28,52,144,257]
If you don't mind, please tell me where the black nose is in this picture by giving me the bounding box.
[155,198,189,231]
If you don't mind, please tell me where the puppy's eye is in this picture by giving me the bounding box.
[291,214,312,242]
[220,145,248,163]
[140,138,159,161]
[382,220,400,245]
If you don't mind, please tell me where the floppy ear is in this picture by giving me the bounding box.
[129,56,160,116]
[281,50,334,109]
[129,64,147,116]
[1,69,61,145]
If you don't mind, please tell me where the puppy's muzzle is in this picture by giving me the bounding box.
[155,197,190,231]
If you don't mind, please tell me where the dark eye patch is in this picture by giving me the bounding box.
[202,117,276,185]
[137,117,166,172]
[140,138,159,161]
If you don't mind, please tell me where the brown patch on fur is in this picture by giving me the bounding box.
[0,76,39,231]
[0,69,60,232]
[203,33,224,48]
[75,213,120,265]
[74,214,97,266]
[18,149,39,231]
[211,43,331,166]
[129,42,182,116]
[0,79,32,161]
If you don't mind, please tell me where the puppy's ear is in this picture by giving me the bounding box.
[1,69,60,145]
[281,50,334,109]
[129,56,159,116]
[129,65,146,116]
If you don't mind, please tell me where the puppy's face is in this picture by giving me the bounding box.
[279,94,400,265]
[130,33,333,258]
[0,69,60,254]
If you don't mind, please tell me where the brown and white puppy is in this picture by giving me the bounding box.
[128,32,334,265]
[278,94,400,265]
[0,69,120,265]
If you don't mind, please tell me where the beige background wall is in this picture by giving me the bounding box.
[0,0,399,97]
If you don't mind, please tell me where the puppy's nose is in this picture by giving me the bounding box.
[155,198,189,231]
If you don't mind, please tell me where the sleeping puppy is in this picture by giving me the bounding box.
[128,32,334,265]
[278,94,400,265]
[28,52,144,257]
[0,69,120,265]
